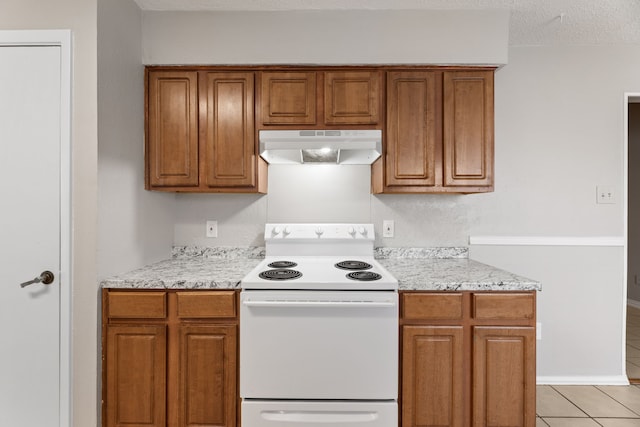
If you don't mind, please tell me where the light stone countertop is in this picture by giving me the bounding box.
[101,257,262,289]
[378,258,540,291]
[100,246,540,291]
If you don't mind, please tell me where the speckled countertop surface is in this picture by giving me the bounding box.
[379,258,540,291]
[100,257,262,289]
[101,246,263,289]
[100,246,540,291]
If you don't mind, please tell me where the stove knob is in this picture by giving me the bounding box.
[348,226,356,236]
[315,227,324,237]
[272,226,282,235]
[283,226,291,236]
[358,226,367,236]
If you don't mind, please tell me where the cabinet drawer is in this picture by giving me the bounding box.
[402,293,463,320]
[107,291,167,319]
[176,291,237,318]
[472,293,535,320]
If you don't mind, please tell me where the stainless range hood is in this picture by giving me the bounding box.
[259,130,382,164]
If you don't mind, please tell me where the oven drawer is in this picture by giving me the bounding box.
[240,290,399,400]
[242,400,397,427]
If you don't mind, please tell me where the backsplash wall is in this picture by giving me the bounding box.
[173,165,474,248]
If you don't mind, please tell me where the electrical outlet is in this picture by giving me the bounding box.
[206,220,218,238]
[383,220,394,238]
[596,185,616,204]
[536,322,542,340]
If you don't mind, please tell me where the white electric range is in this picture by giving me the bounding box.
[240,223,398,427]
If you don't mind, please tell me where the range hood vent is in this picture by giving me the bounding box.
[259,130,382,165]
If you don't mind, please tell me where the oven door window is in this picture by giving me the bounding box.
[240,290,398,400]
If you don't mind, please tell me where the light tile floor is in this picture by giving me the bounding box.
[535,306,640,427]
[536,385,640,426]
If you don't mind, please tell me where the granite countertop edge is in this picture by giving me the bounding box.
[100,246,541,292]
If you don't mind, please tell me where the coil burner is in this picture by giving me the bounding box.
[258,269,303,281]
[335,260,373,271]
[346,271,382,281]
[267,261,298,269]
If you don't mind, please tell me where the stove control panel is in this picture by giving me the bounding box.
[266,223,375,240]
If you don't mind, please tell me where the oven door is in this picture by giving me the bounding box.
[240,290,398,400]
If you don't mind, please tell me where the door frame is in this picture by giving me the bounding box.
[0,30,72,426]
[625,93,640,381]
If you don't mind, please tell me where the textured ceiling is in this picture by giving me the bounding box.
[133,0,640,45]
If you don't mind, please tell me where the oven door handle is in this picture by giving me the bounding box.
[260,410,379,423]
[242,299,396,308]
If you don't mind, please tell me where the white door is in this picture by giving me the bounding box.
[0,37,69,427]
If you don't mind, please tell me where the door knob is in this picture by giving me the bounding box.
[20,271,55,288]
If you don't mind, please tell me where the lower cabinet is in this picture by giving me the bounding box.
[401,292,536,427]
[402,325,465,427]
[105,324,167,427]
[103,289,534,427]
[102,289,238,427]
[472,326,536,427]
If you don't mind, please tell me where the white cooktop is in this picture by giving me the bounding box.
[241,256,398,291]
[241,223,398,291]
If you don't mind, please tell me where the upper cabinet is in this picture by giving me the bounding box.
[258,70,382,128]
[200,71,257,189]
[383,71,440,189]
[373,69,494,194]
[147,71,199,188]
[145,69,265,193]
[260,71,317,125]
[323,71,381,126]
[443,71,494,188]
[145,66,493,194]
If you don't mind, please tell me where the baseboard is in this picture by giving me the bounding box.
[628,299,640,310]
[537,375,630,385]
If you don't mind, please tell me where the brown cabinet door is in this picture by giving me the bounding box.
[472,327,536,427]
[324,71,381,125]
[105,324,167,427]
[443,71,494,188]
[260,71,317,125]
[385,71,440,188]
[147,70,199,188]
[402,326,464,427]
[201,72,255,188]
[178,324,237,427]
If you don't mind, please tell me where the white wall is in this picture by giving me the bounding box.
[147,9,510,250]
[468,45,638,383]
[143,11,638,382]
[472,46,625,237]
[142,10,509,65]
[1,1,98,425]
[174,194,266,247]
[98,0,175,280]
[471,244,626,384]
